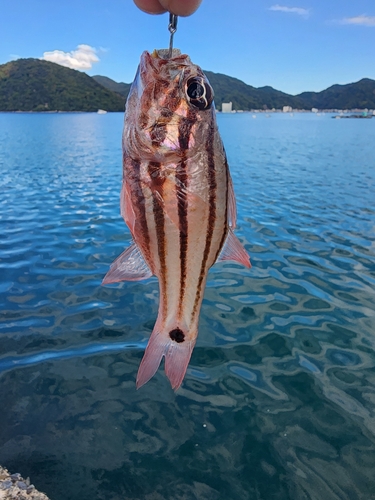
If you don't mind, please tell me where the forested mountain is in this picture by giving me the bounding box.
[1,58,374,112]
[93,70,305,110]
[92,75,131,98]
[298,78,375,110]
[203,71,306,110]
[94,70,375,111]
[0,59,125,112]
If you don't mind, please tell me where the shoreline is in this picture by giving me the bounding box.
[0,466,50,500]
[0,109,374,114]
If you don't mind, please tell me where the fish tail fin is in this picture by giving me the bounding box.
[136,327,195,391]
[165,339,195,391]
[136,331,168,390]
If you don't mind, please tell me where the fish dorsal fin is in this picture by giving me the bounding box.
[228,175,237,229]
[217,229,251,268]
[102,242,153,284]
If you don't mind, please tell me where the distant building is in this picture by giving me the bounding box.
[222,102,233,113]
[311,108,318,113]
[283,106,293,113]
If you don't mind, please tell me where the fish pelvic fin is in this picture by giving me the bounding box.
[102,241,153,284]
[217,228,251,268]
[136,327,196,391]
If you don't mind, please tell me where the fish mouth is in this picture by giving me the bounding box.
[140,49,191,76]
[151,48,182,60]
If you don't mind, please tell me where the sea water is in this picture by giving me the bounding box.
[0,112,374,500]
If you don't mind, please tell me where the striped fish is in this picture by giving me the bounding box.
[103,49,250,390]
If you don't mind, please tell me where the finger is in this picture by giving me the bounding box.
[158,0,202,16]
[133,0,167,14]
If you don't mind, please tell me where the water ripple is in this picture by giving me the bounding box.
[1,113,375,500]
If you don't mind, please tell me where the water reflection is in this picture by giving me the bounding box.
[0,113,375,499]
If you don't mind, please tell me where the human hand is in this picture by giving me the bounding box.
[133,0,202,16]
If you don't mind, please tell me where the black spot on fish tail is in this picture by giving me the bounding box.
[169,328,185,343]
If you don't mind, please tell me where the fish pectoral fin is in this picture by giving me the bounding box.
[217,229,251,268]
[137,329,195,391]
[102,242,153,284]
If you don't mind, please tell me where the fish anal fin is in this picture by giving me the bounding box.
[102,242,153,284]
[217,229,251,268]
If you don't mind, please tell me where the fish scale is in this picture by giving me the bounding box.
[103,49,250,390]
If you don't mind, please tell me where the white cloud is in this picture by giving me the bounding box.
[269,5,310,17]
[340,15,375,27]
[9,54,20,60]
[41,44,99,70]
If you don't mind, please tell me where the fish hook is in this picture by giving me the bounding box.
[168,13,178,58]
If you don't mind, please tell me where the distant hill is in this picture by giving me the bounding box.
[0,59,126,112]
[93,70,375,111]
[204,71,305,110]
[1,58,374,112]
[297,78,375,109]
[92,75,131,98]
[93,70,305,110]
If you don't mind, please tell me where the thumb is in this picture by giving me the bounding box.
[158,0,202,16]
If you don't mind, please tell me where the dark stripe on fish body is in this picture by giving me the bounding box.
[148,162,167,317]
[192,123,217,319]
[148,161,165,187]
[176,154,188,308]
[140,77,177,132]
[146,85,182,147]
[150,123,167,147]
[151,87,182,148]
[178,111,196,150]
[129,158,152,265]
[176,110,197,309]
[164,85,181,118]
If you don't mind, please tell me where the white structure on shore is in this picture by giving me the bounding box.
[283,105,293,113]
[222,102,233,113]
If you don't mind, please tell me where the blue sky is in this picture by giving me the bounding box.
[1,0,375,94]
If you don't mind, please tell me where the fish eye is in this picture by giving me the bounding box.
[186,77,213,111]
